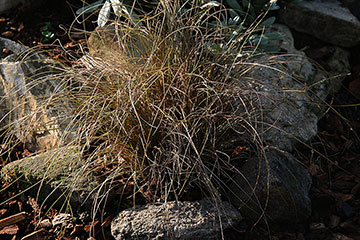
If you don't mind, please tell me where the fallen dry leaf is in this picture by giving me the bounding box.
[84,220,99,233]
[39,219,52,229]
[331,233,353,240]
[330,215,341,228]
[27,196,40,216]
[2,48,11,55]
[308,163,320,176]
[2,31,14,38]
[0,209,8,218]
[17,22,24,32]
[101,215,114,228]
[70,224,83,236]
[0,224,19,235]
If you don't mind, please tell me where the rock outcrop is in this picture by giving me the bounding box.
[1,146,108,210]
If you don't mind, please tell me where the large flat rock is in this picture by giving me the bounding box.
[279,0,360,47]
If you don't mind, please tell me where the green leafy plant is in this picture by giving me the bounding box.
[77,0,297,52]
[76,0,139,27]
[41,21,55,42]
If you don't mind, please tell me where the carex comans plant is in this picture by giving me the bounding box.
[59,0,271,207]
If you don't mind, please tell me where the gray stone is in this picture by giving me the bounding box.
[232,24,348,151]
[279,0,360,47]
[52,213,74,229]
[39,219,53,229]
[0,38,74,152]
[0,35,48,62]
[111,200,242,240]
[342,0,360,20]
[228,148,312,226]
[0,37,36,60]
[1,147,102,209]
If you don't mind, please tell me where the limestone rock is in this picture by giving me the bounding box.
[228,148,312,228]
[233,24,348,150]
[342,0,360,20]
[0,38,74,152]
[1,147,100,209]
[0,37,41,60]
[2,146,80,182]
[279,0,360,47]
[111,200,242,240]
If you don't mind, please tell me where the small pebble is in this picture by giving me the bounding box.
[3,48,11,55]
[52,213,74,229]
[39,219,53,229]
[2,31,14,38]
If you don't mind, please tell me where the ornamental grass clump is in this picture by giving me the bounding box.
[61,0,268,203]
[0,0,277,209]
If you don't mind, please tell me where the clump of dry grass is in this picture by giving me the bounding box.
[3,0,268,208]
[59,0,266,203]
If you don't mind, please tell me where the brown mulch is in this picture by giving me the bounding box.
[0,1,360,239]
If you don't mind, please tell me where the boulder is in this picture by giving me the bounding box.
[279,0,360,47]
[0,37,74,152]
[228,148,312,228]
[0,36,41,60]
[233,24,349,151]
[111,200,242,240]
[1,146,103,210]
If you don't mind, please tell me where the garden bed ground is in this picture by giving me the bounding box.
[0,0,359,239]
